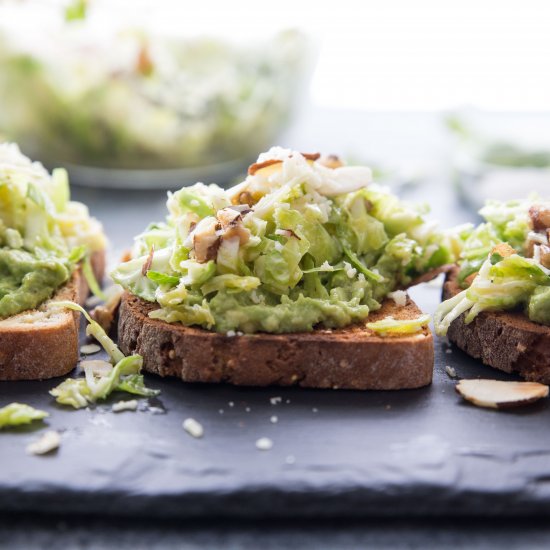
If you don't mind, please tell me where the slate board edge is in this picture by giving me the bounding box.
[2,482,550,519]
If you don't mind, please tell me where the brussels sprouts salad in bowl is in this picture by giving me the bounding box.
[112,148,459,334]
[0,2,310,186]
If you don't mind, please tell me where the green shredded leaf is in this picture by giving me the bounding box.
[146,271,180,286]
[82,254,107,300]
[343,247,385,283]
[52,300,124,363]
[366,314,431,337]
[49,301,159,409]
[0,403,49,428]
[65,0,87,22]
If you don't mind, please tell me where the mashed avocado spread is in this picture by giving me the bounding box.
[435,198,550,335]
[113,148,457,334]
[0,143,106,318]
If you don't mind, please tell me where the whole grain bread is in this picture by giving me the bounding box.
[443,266,550,383]
[0,250,106,381]
[118,292,434,390]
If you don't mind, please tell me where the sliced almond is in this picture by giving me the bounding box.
[456,379,549,409]
[248,158,282,176]
[80,359,113,377]
[491,243,516,258]
[300,152,321,161]
[319,154,343,169]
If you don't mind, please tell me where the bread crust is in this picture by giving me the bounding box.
[0,250,106,381]
[118,292,434,390]
[443,267,550,383]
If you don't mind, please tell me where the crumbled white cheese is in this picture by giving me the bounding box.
[190,199,200,208]
[270,396,282,405]
[445,365,457,378]
[228,401,234,407]
[226,330,236,338]
[312,408,318,413]
[26,431,61,455]
[183,418,204,438]
[112,400,138,413]
[387,290,407,307]
[320,260,332,270]
[219,409,224,415]
[270,415,278,424]
[445,348,453,355]
[343,261,357,279]
[285,455,296,465]
[255,437,273,451]
[80,343,101,355]
[528,230,549,245]
[245,407,251,413]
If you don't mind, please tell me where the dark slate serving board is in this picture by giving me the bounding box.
[1,281,550,519]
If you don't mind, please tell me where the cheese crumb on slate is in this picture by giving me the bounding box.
[312,408,318,413]
[26,431,61,455]
[445,365,457,378]
[228,401,235,407]
[270,396,282,405]
[112,400,138,413]
[80,343,101,355]
[387,290,407,307]
[183,418,204,438]
[270,415,278,424]
[256,437,273,450]
[285,455,296,464]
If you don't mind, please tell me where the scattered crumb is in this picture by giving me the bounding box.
[182,418,204,438]
[80,343,101,355]
[387,289,407,307]
[270,415,278,424]
[168,349,176,359]
[385,404,391,410]
[445,348,453,355]
[236,331,244,336]
[339,359,349,368]
[112,400,138,413]
[270,397,282,405]
[517,343,527,353]
[245,407,251,413]
[256,437,273,451]
[312,408,318,413]
[219,409,224,415]
[286,399,291,404]
[290,374,299,382]
[228,401,234,407]
[226,330,236,338]
[285,455,296,465]
[26,431,61,455]
[445,365,457,378]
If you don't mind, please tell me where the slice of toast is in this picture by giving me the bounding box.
[118,292,434,390]
[0,250,106,381]
[443,266,550,383]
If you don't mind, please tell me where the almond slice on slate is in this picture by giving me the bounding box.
[456,379,549,409]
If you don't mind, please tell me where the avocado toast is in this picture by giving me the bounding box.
[113,148,457,389]
[0,143,106,380]
[435,198,550,382]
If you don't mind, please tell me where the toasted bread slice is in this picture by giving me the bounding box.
[118,292,433,390]
[0,250,106,381]
[442,266,550,383]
